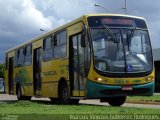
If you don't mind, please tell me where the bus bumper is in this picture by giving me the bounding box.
[86,80,155,99]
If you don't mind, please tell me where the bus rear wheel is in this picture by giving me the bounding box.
[107,96,126,106]
[70,99,79,104]
[59,82,80,104]
[16,85,22,100]
[59,82,70,104]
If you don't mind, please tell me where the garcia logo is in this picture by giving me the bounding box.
[43,71,57,76]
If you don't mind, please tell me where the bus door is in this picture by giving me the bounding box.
[69,33,85,97]
[33,48,42,96]
[8,57,14,94]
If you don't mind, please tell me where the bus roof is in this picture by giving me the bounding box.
[86,14,145,20]
[6,14,145,53]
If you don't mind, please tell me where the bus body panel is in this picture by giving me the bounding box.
[41,59,69,97]
[14,66,33,96]
[5,51,15,94]
[87,67,155,85]
[86,79,154,98]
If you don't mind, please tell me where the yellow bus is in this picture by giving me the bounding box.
[4,14,154,106]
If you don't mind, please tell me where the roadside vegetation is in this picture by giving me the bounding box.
[0,63,4,78]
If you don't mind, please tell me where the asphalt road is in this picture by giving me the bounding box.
[0,94,160,109]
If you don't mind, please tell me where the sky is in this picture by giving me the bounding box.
[0,0,160,62]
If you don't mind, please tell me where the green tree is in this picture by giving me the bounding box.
[0,63,4,78]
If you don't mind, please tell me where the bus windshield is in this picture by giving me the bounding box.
[88,16,153,73]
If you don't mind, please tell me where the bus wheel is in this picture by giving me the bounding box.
[59,82,70,104]
[70,99,79,105]
[50,98,59,104]
[107,96,126,106]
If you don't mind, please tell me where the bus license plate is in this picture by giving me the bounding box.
[122,86,133,91]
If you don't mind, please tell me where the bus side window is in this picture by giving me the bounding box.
[24,45,32,65]
[17,48,24,67]
[53,30,67,58]
[43,36,53,61]
[54,34,58,46]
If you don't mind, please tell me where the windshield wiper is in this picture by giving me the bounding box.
[103,25,119,43]
[128,27,137,41]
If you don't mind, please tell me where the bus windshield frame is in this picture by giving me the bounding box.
[88,16,153,77]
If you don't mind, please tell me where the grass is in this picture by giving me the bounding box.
[127,95,160,102]
[1,100,160,120]
[0,100,160,114]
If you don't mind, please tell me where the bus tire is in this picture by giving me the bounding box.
[59,82,70,104]
[70,99,79,105]
[50,98,59,104]
[107,96,126,106]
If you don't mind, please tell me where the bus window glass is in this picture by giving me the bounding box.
[53,30,67,58]
[88,16,152,73]
[60,31,67,45]
[43,36,52,61]
[54,45,66,58]
[129,30,152,65]
[130,36,142,53]
[17,48,23,67]
[24,45,32,65]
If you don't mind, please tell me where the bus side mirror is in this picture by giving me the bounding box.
[81,25,86,47]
